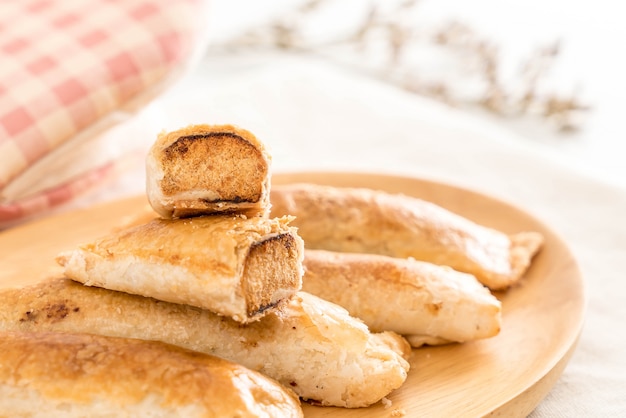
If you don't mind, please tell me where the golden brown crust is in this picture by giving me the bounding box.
[303,250,501,346]
[146,124,272,218]
[0,331,303,417]
[0,279,409,408]
[56,215,304,323]
[271,183,544,290]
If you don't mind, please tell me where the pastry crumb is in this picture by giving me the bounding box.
[381,397,405,416]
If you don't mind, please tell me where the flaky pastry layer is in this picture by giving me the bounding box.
[57,215,303,323]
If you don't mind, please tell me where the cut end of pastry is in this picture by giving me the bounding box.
[240,232,305,322]
[146,124,271,219]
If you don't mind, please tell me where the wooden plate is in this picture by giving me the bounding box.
[0,171,585,417]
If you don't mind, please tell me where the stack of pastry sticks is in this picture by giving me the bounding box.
[271,183,544,347]
[0,123,543,415]
[0,124,421,415]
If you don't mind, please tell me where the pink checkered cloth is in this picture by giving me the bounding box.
[0,0,206,229]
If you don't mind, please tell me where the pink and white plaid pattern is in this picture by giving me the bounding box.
[0,0,205,228]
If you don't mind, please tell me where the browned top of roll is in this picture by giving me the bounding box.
[0,330,303,417]
[270,183,543,290]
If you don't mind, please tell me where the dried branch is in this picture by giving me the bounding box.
[212,0,590,133]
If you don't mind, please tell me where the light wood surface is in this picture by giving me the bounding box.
[0,172,585,417]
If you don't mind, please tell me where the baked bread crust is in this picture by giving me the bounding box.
[0,279,410,408]
[146,124,272,218]
[57,215,304,323]
[303,249,502,346]
[271,183,544,290]
[0,330,303,417]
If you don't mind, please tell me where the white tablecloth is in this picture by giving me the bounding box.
[73,53,626,416]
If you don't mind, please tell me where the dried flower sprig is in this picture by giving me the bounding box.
[212,0,589,132]
[431,22,590,131]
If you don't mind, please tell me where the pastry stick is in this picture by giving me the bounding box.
[271,183,543,290]
[146,124,272,218]
[57,215,304,323]
[0,331,303,417]
[303,250,501,347]
[0,279,410,408]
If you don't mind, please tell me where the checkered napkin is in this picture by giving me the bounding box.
[0,0,206,228]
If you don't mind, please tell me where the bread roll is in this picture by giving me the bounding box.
[0,330,303,417]
[0,279,410,408]
[270,183,543,290]
[57,215,303,323]
[303,250,502,346]
[146,124,271,218]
